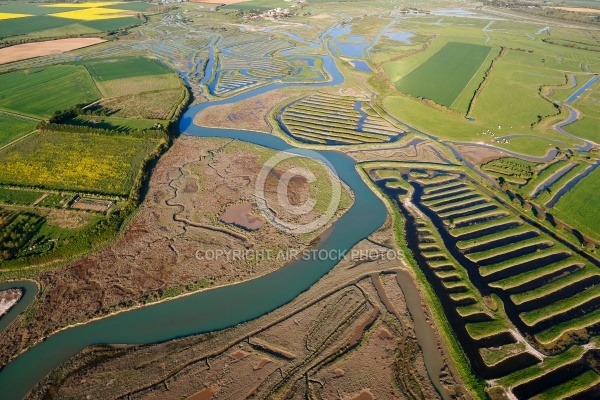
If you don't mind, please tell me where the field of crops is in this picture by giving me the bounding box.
[394,42,492,108]
[0,131,161,196]
[370,164,600,398]
[0,2,147,40]
[0,113,37,147]
[0,65,99,118]
[279,93,403,145]
[83,57,173,81]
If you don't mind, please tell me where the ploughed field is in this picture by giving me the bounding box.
[368,164,600,399]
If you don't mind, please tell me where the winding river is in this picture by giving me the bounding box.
[0,281,38,334]
[0,54,395,399]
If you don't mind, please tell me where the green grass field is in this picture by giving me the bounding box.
[394,42,492,108]
[471,50,565,130]
[87,65,182,98]
[0,15,76,39]
[0,113,37,147]
[553,166,600,240]
[0,131,160,196]
[564,117,600,143]
[82,57,173,82]
[567,79,600,143]
[68,115,166,133]
[0,66,100,119]
[0,188,42,205]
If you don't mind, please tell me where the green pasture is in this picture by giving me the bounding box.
[551,74,584,103]
[67,115,166,133]
[0,114,37,147]
[564,117,600,144]
[82,57,173,82]
[494,136,565,159]
[394,42,492,108]
[553,166,600,241]
[471,50,564,130]
[0,66,100,119]
[0,188,42,205]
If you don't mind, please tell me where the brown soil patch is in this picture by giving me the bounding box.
[344,389,375,400]
[0,38,106,65]
[230,349,250,360]
[377,327,393,339]
[71,197,113,213]
[548,7,600,13]
[194,88,299,133]
[313,315,404,399]
[219,203,265,231]
[253,357,271,370]
[43,209,95,230]
[311,14,331,19]
[187,386,217,400]
[267,167,311,207]
[346,308,380,347]
[455,144,505,164]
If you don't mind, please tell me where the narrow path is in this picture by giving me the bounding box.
[0,130,37,151]
[0,110,40,121]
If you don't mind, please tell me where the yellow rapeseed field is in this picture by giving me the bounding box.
[50,7,130,21]
[0,12,32,20]
[41,2,122,8]
[0,132,160,196]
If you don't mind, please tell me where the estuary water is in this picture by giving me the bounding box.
[0,54,391,400]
